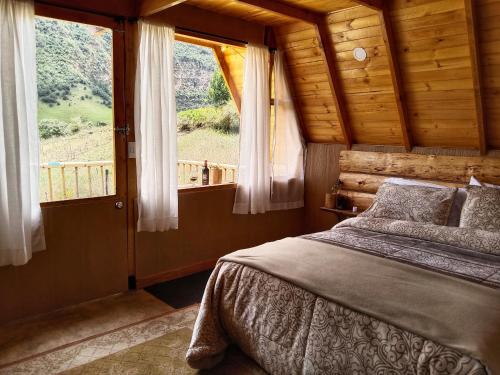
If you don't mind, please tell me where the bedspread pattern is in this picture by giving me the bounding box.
[304,226,500,287]
[187,262,486,374]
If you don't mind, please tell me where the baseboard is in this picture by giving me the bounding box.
[136,258,218,289]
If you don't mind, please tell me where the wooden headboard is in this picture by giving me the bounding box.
[339,151,500,211]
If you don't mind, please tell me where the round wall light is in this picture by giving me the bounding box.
[353,47,367,62]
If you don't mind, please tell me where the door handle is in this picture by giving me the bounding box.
[115,201,124,209]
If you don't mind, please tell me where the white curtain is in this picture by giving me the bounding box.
[0,0,45,266]
[270,51,305,210]
[233,44,271,214]
[134,21,178,232]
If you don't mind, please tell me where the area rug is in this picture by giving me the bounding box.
[0,304,265,375]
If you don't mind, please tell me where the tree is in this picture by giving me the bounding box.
[208,70,230,106]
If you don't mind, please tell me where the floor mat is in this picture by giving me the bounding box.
[0,291,173,368]
[146,270,213,309]
[1,304,265,375]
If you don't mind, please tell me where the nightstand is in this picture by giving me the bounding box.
[320,207,362,221]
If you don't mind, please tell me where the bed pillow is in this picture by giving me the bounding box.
[360,183,457,225]
[460,186,500,231]
[384,177,466,227]
[470,176,500,189]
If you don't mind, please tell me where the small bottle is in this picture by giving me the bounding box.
[202,160,209,186]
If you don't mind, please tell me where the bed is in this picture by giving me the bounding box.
[186,151,500,374]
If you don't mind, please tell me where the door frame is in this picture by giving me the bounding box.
[34,3,130,275]
[35,3,128,209]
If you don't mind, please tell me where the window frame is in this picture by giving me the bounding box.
[174,31,244,192]
[35,3,127,207]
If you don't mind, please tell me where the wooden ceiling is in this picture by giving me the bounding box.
[140,0,500,154]
[186,0,363,25]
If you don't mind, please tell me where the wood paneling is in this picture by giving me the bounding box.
[34,0,136,17]
[214,46,245,110]
[477,0,500,149]
[275,22,344,143]
[147,4,265,45]
[135,186,305,284]
[0,201,129,324]
[186,0,296,25]
[304,143,346,232]
[213,46,244,112]
[138,0,188,16]
[315,17,352,147]
[379,6,413,151]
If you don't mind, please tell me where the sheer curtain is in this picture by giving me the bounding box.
[233,44,271,214]
[0,0,45,266]
[134,21,178,232]
[270,50,305,210]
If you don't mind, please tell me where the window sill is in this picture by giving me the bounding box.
[178,183,237,194]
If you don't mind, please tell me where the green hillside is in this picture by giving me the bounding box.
[36,15,239,182]
[36,18,218,114]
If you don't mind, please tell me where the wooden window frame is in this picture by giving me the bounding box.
[35,3,127,207]
[173,31,244,192]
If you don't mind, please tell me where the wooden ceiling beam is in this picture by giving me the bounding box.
[378,6,413,152]
[314,16,352,149]
[213,46,242,113]
[138,0,188,17]
[464,0,487,155]
[351,0,383,10]
[237,0,318,24]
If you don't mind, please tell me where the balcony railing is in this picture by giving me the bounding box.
[178,159,238,187]
[40,161,115,203]
[40,160,238,203]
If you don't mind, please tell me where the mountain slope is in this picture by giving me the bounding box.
[35,17,218,112]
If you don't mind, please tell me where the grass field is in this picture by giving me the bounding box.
[38,85,113,125]
[38,93,239,201]
[178,128,239,165]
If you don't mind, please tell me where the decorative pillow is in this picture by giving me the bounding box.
[460,186,500,231]
[360,183,457,225]
[470,176,500,189]
[384,177,465,227]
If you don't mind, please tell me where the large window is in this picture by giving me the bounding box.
[36,16,115,202]
[174,40,242,187]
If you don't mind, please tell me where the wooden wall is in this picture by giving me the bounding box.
[275,22,345,143]
[391,0,477,149]
[304,143,345,233]
[274,0,500,152]
[0,202,128,324]
[478,0,500,148]
[328,7,402,146]
[135,186,305,287]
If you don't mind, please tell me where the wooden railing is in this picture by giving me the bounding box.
[40,160,238,202]
[40,161,114,203]
[178,160,238,186]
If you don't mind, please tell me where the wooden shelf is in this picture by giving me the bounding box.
[320,207,361,217]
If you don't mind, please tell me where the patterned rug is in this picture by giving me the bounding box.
[1,304,265,375]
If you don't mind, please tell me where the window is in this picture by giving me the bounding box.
[174,39,243,187]
[36,16,115,202]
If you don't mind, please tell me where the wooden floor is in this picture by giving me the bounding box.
[0,271,264,374]
[0,291,174,372]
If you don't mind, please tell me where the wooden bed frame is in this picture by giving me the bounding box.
[339,151,500,211]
